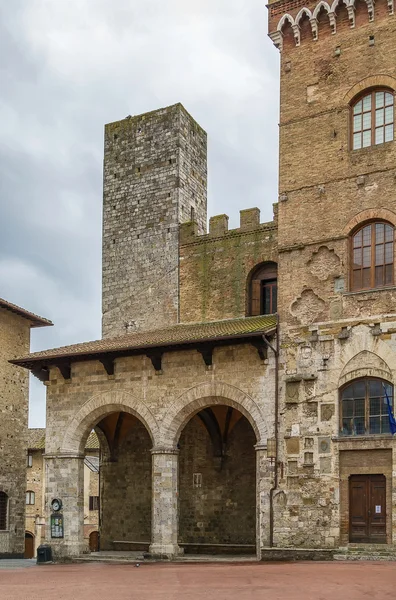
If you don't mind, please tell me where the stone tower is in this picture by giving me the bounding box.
[268,0,396,327]
[102,103,207,338]
[268,0,396,548]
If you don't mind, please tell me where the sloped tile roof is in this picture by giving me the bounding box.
[12,315,277,368]
[0,298,53,328]
[27,429,99,451]
[27,428,46,449]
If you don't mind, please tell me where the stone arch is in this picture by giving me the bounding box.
[61,391,160,454]
[295,7,313,23]
[313,1,331,18]
[160,381,268,448]
[338,326,396,387]
[342,208,396,235]
[339,350,393,387]
[344,75,396,104]
[277,13,295,30]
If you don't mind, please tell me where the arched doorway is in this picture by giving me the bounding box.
[89,530,99,552]
[92,411,152,552]
[24,532,34,558]
[178,405,256,555]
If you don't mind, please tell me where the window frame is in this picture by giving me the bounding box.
[350,221,394,292]
[0,492,9,530]
[248,262,278,317]
[26,491,35,506]
[339,377,393,437]
[350,88,394,151]
[89,496,100,511]
[27,453,33,468]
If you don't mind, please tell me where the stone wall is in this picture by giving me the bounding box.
[102,103,207,337]
[179,207,278,323]
[26,448,45,554]
[100,421,151,549]
[179,415,256,547]
[0,308,30,557]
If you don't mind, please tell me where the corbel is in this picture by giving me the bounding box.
[347,5,355,27]
[197,344,214,368]
[292,24,301,46]
[32,367,49,383]
[58,362,71,380]
[251,339,268,362]
[99,357,115,376]
[310,17,319,40]
[329,11,336,34]
[388,0,394,15]
[146,352,163,372]
[269,30,283,51]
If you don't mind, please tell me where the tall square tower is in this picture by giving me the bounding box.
[102,103,207,337]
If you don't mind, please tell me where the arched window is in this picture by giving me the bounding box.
[26,491,35,505]
[248,262,278,316]
[340,378,393,436]
[0,492,8,530]
[351,222,394,291]
[351,89,394,150]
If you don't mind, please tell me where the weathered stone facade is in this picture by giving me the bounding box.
[10,0,396,562]
[102,103,207,338]
[0,302,51,558]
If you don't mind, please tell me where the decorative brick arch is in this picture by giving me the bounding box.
[343,208,396,236]
[61,391,160,454]
[338,326,395,388]
[344,75,396,104]
[160,381,268,448]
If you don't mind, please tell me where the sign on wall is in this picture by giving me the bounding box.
[50,514,64,538]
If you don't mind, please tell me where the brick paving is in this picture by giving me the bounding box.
[0,561,395,600]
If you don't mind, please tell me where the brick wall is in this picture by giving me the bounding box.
[179,208,278,323]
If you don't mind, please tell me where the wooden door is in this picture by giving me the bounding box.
[24,533,34,558]
[89,530,99,552]
[349,475,386,543]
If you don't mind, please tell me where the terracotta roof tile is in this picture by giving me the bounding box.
[0,298,53,328]
[12,315,277,367]
[27,429,100,451]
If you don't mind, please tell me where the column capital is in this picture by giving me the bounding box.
[151,445,179,456]
[254,443,268,452]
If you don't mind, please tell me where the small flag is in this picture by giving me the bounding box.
[383,384,396,435]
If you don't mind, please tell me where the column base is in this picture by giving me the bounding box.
[148,543,183,558]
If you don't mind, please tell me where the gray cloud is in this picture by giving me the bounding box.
[0,0,279,427]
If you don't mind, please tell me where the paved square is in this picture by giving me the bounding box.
[0,561,395,600]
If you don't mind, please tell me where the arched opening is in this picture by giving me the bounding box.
[316,6,332,37]
[82,410,152,553]
[298,12,312,43]
[247,261,278,316]
[281,19,295,50]
[24,532,34,559]
[178,405,257,555]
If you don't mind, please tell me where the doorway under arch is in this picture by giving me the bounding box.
[24,532,34,559]
[178,405,256,555]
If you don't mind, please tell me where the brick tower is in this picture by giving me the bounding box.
[102,103,207,337]
[268,0,396,548]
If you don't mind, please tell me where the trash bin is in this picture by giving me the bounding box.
[37,544,53,564]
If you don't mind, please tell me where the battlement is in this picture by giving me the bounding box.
[268,0,394,50]
[179,205,278,245]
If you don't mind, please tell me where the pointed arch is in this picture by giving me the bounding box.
[277,13,295,30]
[313,1,331,17]
[339,350,393,387]
[295,7,313,23]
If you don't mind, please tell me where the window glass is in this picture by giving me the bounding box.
[341,379,393,436]
[352,90,394,150]
[351,222,394,291]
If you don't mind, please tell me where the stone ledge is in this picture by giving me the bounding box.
[260,548,335,562]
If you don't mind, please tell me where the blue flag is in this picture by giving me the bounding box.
[383,384,396,435]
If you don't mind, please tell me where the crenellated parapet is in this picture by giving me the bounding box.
[268,0,394,50]
[179,205,278,246]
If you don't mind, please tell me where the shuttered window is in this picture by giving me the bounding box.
[249,262,278,316]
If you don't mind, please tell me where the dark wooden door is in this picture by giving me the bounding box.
[89,530,99,552]
[349,475,386,543]
[24,533,34,558]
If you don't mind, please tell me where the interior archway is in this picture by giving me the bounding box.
[178,405,256,555]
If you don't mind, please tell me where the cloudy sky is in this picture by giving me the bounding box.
[0,0,279,427]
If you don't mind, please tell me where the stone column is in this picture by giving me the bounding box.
[149,447,182,558]
[255,444,274,558]
[44,453,85,559]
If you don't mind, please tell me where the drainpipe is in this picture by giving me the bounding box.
[262,314,279,548]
